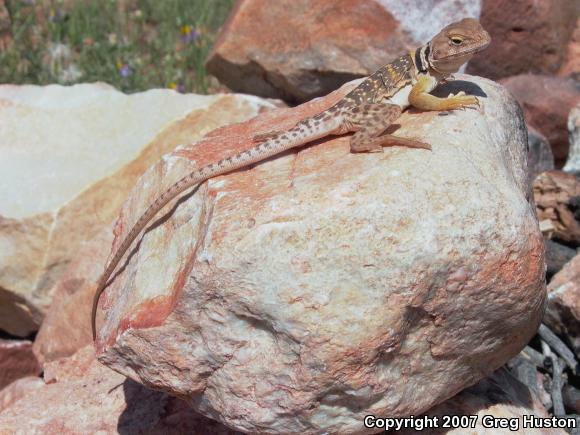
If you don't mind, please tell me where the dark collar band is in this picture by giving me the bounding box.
[414,45,430,73]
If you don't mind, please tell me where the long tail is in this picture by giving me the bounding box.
[91,112,343,341]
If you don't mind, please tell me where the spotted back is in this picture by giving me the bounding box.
[342,54,415,106]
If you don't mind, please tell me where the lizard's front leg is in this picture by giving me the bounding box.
[345,103,431,153]
[409,74,478,111]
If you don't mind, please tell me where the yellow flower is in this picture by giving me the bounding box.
[180,25,191,35]
[168,82,178,90]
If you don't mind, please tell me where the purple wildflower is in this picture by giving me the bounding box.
[49,8,63,22]
[180,25,200,44]
[119,64,131,77]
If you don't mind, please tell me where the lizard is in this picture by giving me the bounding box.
[92,18,491,341]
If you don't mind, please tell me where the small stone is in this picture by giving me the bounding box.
[534,171,580,246]
[563,104,580,174]
[544,255,580,359]
[528,127,555,184]
[0,339,41,391]
[546,253,580,357]
[545,239,577,278]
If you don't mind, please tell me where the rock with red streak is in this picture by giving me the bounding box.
[0,346,240,434]
[546,253,580,356]
[466,0,578,80]
[533,171,580,245]
[500,75,580,166]
[206,0,481,103]
[0,376,44,414]
[92,76,545,434]
[0,339,41,391]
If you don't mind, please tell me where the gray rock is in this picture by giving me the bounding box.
[527,127,554,184]
[563,104,580,174]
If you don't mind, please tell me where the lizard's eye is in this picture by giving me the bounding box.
[450,37,464,45]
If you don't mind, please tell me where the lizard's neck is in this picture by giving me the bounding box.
[413,43,468,78]
[412,44,431,75]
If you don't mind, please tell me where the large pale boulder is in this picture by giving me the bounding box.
[92,75,545,434]
[0,346,239,434]
[0,83,278,337]
[206,0,481,103]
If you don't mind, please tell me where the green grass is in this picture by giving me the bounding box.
[0,0,234,93]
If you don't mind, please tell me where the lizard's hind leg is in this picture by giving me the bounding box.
[347,103,431,153]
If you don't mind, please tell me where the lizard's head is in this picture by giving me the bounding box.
[427,18,491,74]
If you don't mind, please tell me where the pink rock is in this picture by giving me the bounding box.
[0,339,41,391]
[93,75,545,434]
[0,346,239,434]
[500,75,580,167]
[207,0,481,103]
[33,228,112,366]
[0,376,44,414]
[466,0,578,80]
[546,253,580,355]
[558,18,580,76]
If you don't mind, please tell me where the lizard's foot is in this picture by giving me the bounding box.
[442,94,479,111]
[348,103,404,153]
[379,134,432,150]
[350,142,384,153]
